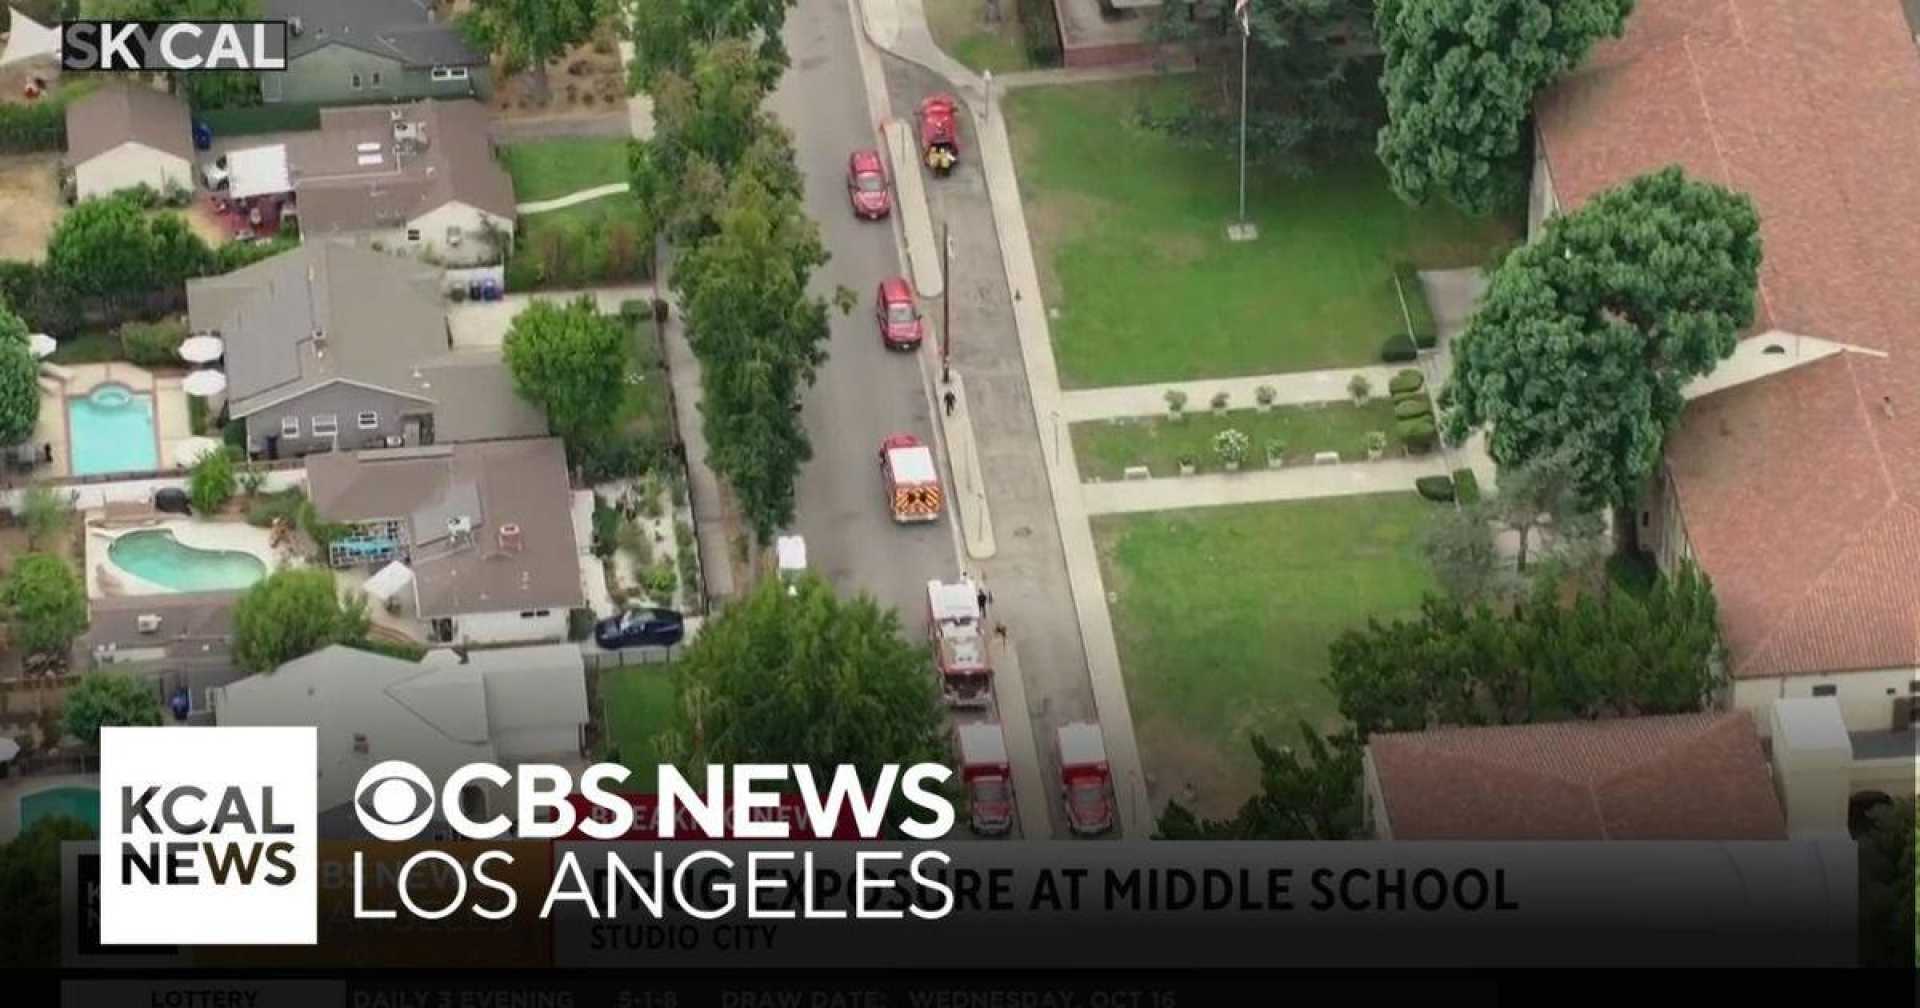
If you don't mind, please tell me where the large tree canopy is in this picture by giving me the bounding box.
[627,0,797,93]
[1443,166,1762,507]
[3,553,86,665]
[231,568,370,673]
[1327,560,1720,737]
[1857,798,1917,968]
[44,197,213,312]
[1376,0,1633,214]
[659,574,946,783]
[62,670,163,745]
[1149,0,1383,172]
[461,0,603,100]
[503,296,627,455]
[0,304,39,447]
[1156,726,1364,840]
[0,815,95,967]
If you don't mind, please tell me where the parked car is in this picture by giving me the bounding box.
[594,607,686,650]
[200,155,230,191]
[846,149,891,219]
[875,276,924,350]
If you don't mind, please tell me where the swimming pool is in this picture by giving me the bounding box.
[68,383,158,476]
[19,786,100,831]
[108,530,267,592]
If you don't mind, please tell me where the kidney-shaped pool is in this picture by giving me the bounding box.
[107,530,267,592]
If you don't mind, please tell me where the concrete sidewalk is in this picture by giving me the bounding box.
[1059,365,1411,422]
[517,182,631,214]
[1081,457,1445,516]
[1419,268,1497,494]
[897,26,1154,838]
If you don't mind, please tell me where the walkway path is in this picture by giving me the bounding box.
[994,60,1195,92]
[1418,268,1497,493]
[1082,457,1447,516]
[517,182,631,214]
[860,0,1154,839]
[1060,365,1409,423]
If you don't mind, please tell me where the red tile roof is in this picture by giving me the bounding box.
[1368,713,1787,841]
[1536,0,1920,679]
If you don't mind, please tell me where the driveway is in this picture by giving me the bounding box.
[446,285,655,348]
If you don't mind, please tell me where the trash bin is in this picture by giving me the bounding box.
[480,278,501,301]
[192,120,213,151]
[154,487,192,515]
[468,278,484,301]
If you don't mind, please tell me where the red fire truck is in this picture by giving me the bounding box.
[956,720,1013,836]
[926,578,991,708]
[1057,722,1114,836]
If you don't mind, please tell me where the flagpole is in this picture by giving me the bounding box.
[1228,3,1257,241]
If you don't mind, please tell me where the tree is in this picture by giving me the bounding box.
[44,196,212,313]
[1376,0,1633,214]
[1443,167,1762,508]
[0,305,39,446]
[1147,0,1382,173]
[62,670,163,744]
[627,0,798,93]
[1422,502,1500,604]
[503,296,627,456]
[19,485,73,551]
[1156,725,1365,840]
[2,553,87,666]
[1485,450,1603,571]
[658,574,945,783]
[673,170,845,542]
[187,448,235,515]
[230,568,370,673]
[461,0,602,102]
[1326,560,1719,737]
[1857,798,1917,968]
[0,815,95,968]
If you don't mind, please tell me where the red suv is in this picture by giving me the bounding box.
[875,277,924,350]
[846,149,891,219]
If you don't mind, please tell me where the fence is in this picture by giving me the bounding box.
[582,645,679,672]
[0,463,306,513]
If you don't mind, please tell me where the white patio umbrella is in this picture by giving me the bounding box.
[177,335,225,364]
[0,736,19,765]
[27,332,55,359]
[171,436,221,466]
[182,369,228,397]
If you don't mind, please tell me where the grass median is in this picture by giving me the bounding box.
[1071,401,1401,480]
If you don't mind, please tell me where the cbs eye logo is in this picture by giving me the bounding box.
[353,761,436,841]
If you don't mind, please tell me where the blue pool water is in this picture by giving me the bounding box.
[108,530,266,592]
[20,786,100,831]
[68,383,158,476]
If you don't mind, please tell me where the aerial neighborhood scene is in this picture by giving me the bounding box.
[0,0,1911,969]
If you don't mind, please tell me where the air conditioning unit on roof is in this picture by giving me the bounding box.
[136,613,162,633]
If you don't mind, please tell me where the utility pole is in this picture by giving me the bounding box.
[1228,0,1258,242]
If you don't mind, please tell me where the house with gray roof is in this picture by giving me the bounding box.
[187,239,546,458]
[64,83,193,201]
[305,438,585,646]
[287,99,516,267]
[261,0,491,106]
[78,591,244,724]
[211,642,588,837]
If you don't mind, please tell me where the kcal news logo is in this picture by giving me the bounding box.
[100,726,316,945]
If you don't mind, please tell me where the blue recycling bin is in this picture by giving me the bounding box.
[480,278,501,301]
[192,119,213,151]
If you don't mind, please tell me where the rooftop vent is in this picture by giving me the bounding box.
[289,16,303,36]
[447,515,473,541]
[135,613,162,634]
[353,732,369,755]
[497,523,523,555]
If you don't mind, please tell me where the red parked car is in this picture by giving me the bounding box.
[875,277,924,350]
[846,149,891,219]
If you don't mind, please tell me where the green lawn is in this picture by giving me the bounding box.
[1094,494,1438,815]
[47,330,119,365]
[1072,401,1402,480]
[598,665,678,790]
[1005,80,1520,386]
[617,312,671,449]
[925,0,1033,74]
[499,137,631,202]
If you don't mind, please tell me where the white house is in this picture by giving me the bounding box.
[64,84,195,201]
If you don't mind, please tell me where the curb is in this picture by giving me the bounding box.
[883,119,945,299]
[938,370,997,559]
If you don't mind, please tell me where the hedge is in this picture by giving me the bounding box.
[1397,415,1438,455]
[350,637,427,663]
[196,102,322,137]
[0,99,65,154]
[119,318,188,367]
[1392,261,1438,349]
[1452,468,1481,505]
[1388,369,1425,396]
[1017,0,1064,66]
[1415,475,1456,503]
[1393,397,1430,421]
[1380,337,1418,363]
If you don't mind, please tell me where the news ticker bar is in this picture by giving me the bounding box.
[64,837,1860,969]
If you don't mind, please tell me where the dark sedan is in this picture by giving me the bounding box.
[594,607,686,650]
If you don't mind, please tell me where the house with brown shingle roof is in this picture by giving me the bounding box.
[64,83,194,201]
[1363,712,1788,840]
[1528,0,1920,775]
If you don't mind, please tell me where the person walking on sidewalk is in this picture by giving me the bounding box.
[976,583,992,620]
[944,389,957,417]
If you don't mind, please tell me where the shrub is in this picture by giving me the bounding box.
[568,607,597,641]
[188,394,209,435]
[1393,398,1431,421]
[1210,390,1230,411]
[1366,430,1389,456]
[236,463,267,497]
[1380,337,1419,363]
[118,318,188,366]
[1213,428,1250,467]
[214,234,298,273]
[188,449,235,514]
[223,417,248,450]
[1452,468,1481,505]
[591,495,621,559]
[674,520,701,609]
[1255,384,1276,406]
[447,284,468,303]
[0,99,64,154]
[245,488,306,528]
[1415,475,1456,502]
[1164,389,1187,414]
[1388,369,1425,396]
[1265,439,1286,463]
[1017,0,1063,66]
[1397,416,1438,455]
[1347,374,1372,402]
[196,102,323,136]
[351,637,426,663]
[644,562,678,601]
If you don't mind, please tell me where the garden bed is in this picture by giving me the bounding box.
[1071,401,1402,480]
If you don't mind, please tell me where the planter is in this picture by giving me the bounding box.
[1167,409,1184,422]
[1178,461,1197,476]
[1367,446,1384,461]
[1224,460,1240,472]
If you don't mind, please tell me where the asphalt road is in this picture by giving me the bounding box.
[771,2,965,635]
